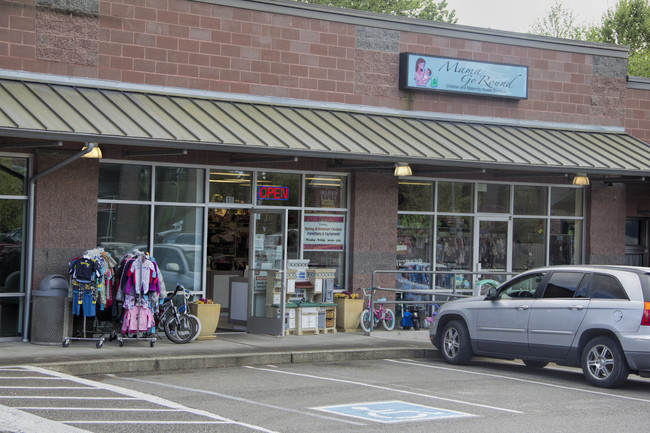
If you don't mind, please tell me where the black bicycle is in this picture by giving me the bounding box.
[157,284,199,344]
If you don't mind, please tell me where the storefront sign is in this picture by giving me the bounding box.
[399,53,528,99]
[303,214,345,251]
[258,186,289,201]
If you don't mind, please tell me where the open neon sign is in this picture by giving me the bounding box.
[258,186,289,200]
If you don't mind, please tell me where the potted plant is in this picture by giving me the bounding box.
[189,298,221,341]
[333,291,363,332]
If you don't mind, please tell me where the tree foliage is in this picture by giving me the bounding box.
[628,50,650,76]
[598,0,650,54]
[295,0,457,23]
[529,0,650,77]
[529,1,586,39]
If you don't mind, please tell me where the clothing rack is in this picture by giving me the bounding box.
[116,291,156,348]
[63,317,105,348]
[116,251,157,347]
[63,247,110,348]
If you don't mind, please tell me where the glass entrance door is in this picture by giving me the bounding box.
[248,209,287,335]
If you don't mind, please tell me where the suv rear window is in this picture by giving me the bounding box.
[542,272,585,298]
[591,274,628,300]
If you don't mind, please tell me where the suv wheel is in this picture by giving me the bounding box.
[441,320,473,365]
[581,336,629,388]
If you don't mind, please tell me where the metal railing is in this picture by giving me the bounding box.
[361,269,519,334]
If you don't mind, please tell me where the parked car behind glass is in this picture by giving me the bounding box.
[430,265,650,388]
[130,244,200,291]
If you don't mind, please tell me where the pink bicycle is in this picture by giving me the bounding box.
[360,288,395,332]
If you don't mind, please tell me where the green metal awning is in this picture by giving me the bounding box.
[2,76,650,176]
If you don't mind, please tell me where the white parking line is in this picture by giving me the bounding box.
[116,374,367,426]
[5,366,278,433]
[387,359,650,404]
[0,386,93,390]
[244,365,523,414]
[0,402,89,433]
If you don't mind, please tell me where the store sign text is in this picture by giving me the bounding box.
[399,52,528,99]
[303,214,345,251]
[258,186,289,201]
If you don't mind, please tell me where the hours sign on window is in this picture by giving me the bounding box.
[303,214,345,251]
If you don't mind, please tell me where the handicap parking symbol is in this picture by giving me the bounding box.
[313,400,475,424]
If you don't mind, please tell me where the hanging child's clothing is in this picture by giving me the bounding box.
[120,253,160,334]
[69,254,103,317]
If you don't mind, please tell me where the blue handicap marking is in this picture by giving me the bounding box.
[313,400,475,424]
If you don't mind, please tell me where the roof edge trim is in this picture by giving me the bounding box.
[627,76,650,90]
[200,0,629,58]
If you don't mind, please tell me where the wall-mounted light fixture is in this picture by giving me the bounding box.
[394,162,412,177]
[572,173,590,185]
[81,143,102,158]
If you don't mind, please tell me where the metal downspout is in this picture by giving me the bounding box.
[22,143,96,342]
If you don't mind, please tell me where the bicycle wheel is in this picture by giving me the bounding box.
[360,310,373,333]
[164,314,196,344]
[187,314,201,342]
[382,308,395,331]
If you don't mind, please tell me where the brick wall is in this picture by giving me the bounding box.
[32,149,99,288]
[348,172,398,290]
[586,184,626,265]
[625,87,650,143]
[0,0,632,128]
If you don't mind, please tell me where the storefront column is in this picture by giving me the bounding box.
[586,183,626,264]
[32,149,100,288]
[348,172,398,289]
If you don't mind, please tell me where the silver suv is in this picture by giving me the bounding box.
[429,265,650,388]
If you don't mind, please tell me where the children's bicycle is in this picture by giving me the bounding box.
[359,288,395,332]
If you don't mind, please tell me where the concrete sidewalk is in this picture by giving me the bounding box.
[0,329,436,376]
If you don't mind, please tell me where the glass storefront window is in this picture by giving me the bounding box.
[155,167,204,203]
[0,156,27,339]
[287,210,300,260]
[97,203,150,261]
[302,210,345,287]
[551,187,584,216]
[0,297,23,337]
[396,214,433,292]
[438,182,473,213]
[513,218,546,271]
[436,215,473,269]
[98,165,348,293]
[398,181,433,212]
[209,169,252,204]
[99,163,150,201]
[399,179,584,284]
[550,219,582,265]
[207,209,249,271]
[256,172,301,207]
[478,183,510,213]
[514,185,548,215]
[626,219,644,246]
[625,219,648,266]
[0,156,28,196]
[397,214,433,264]
[305,174,347,208]
[153,205,203,291]
[0,200,24,291]
[436,215,473,292]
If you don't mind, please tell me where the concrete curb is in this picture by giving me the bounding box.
[36,347,437,376]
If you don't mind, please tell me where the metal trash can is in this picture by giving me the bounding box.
[31,274,70,345]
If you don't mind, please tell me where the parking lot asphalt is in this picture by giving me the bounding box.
[0,329,436,376]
